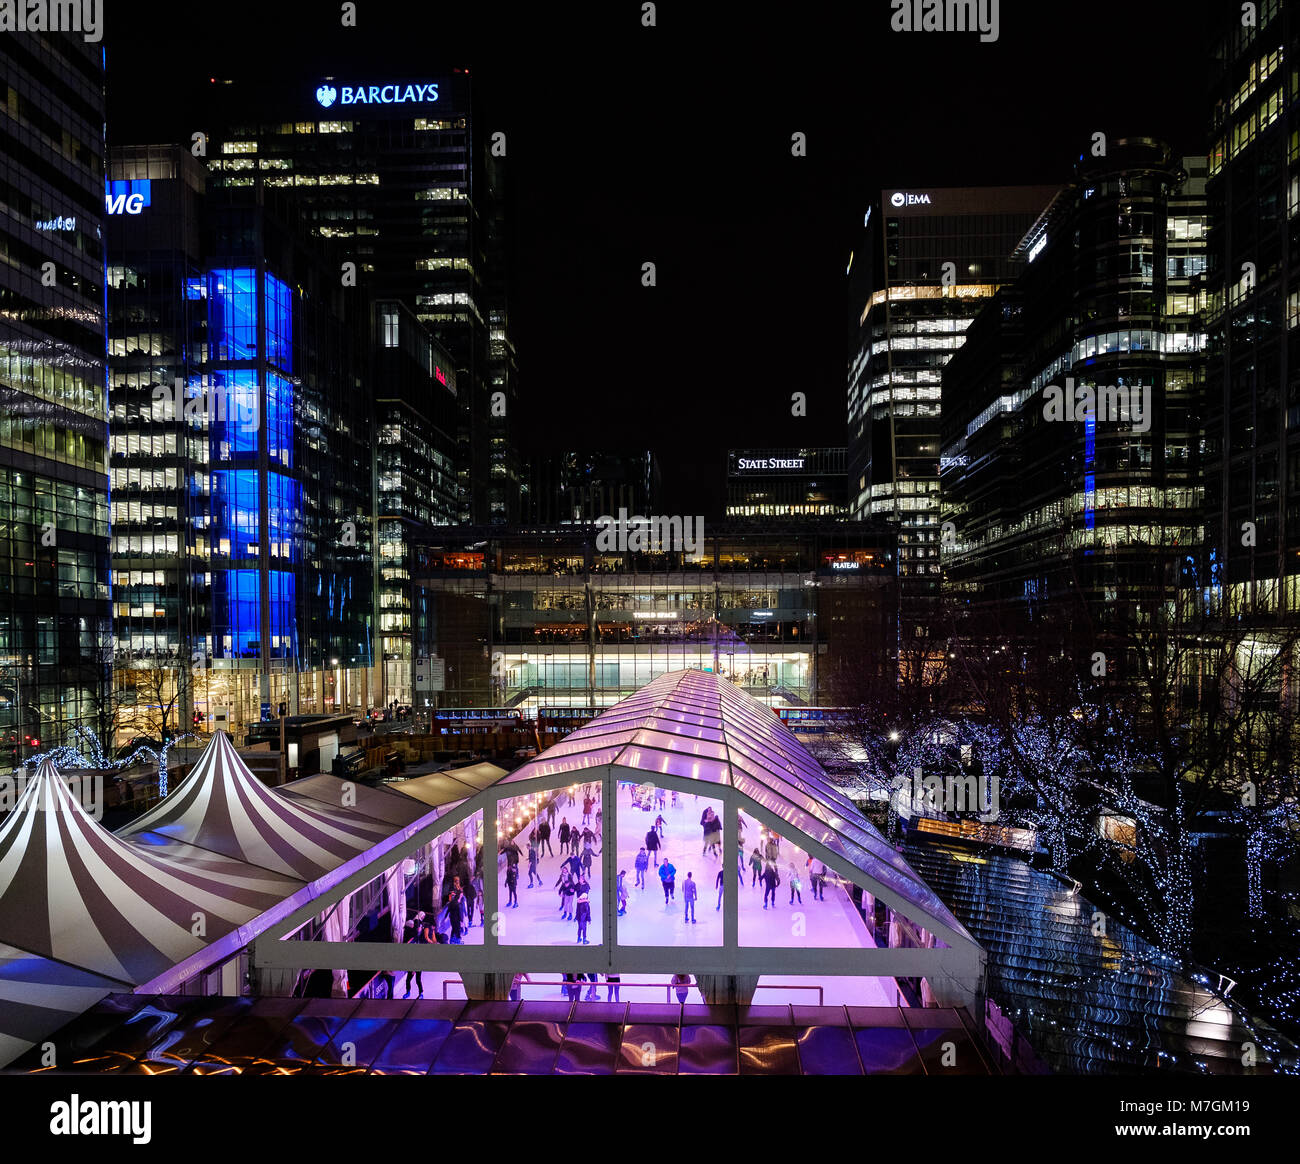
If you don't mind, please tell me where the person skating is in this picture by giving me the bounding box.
[463,869,478,928]
[683,871,698,923]
[558,818,571,855]
[471,870,485,925]
[557,866,576,919]
[749,847,764,887]
[537,816,553,857]
[527,841,540,887]
[617,870,629,916]
[705,811,723,858]
[644,825,661,866]
[654,812,667,838]
[446,876,466,943]
[671,972,690,1004]
[716,868,725,910]
[581,839,596,876]
[699,807,713,856]
[764,833,780,864]
[658,856,677,904]
[581,824,599,852]
[504,860,519,908]
[582,795,593,826]
[761,862,781,910]
[788,862,803,905]
[546,798,558,830]
[811,861,828,901]
[635,845,650,888]
[605,973,621,1003]
[575,891,592,944]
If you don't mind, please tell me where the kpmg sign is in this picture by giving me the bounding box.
[105,179,151,216]
[316,82,439,108]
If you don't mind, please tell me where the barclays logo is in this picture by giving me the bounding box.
[316,84,338,108]
[316,82,440,108]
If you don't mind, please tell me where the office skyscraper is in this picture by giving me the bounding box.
[203,70,521,526]
[1206,4,1294,614]
[848,186,1056,598]
[0,34,110,760]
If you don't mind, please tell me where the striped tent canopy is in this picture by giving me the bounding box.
[0,759,301,986]
[0,942,120,1070]
[119,731,400,880]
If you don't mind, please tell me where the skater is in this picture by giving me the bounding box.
[527,840,540,887]
[788,862,803,905]
[671,789,679,808]
[654,812,667,838]
[581,824,599,852]
[716,868,725,910]
[617,869,629,916]
[596,805,603,834]
[505,860,519,908]
[581,839,596,876]
[764,832,780,864]
[463,869,478,927]
[538,816,553,857]
[557,866,576,919]
[644,825,661,866]
[583,972,600,1002]
[606,972,621,1003]
[575,891,591,943]
[582,795,593,826]
[705,811,723,858]
[749,847,763,887]
[761,862,780,910]
[471,870,484,925]
[700,806,713,855]
[659,855,677,904]
[671,973,691,1004]
[635,845,650,889]
[558,818,571,855]
[563,972,580,1003]
[683,871,698,923]
[811,861,827,901]
[446,876,466,944]
[509,971,531,1002]
[546,798,558,829]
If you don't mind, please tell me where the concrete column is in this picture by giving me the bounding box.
[462,972,513,1001]
[251,961,298,997]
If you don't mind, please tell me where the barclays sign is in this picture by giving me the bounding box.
[316,82,439,108]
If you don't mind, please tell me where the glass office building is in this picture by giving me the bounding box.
[1205,1,1296,615]
[0,34,110,762]
[107,146,373,736]
[411,522,897,711]
[847,184,1056,637]
[373,299,459,707]
[939,142,1207,627]
[203,71,520,525]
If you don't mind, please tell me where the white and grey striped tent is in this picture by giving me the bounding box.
[118,731,398,880]
[0,736,434,1067]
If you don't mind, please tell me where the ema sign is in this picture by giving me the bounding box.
[316,82,439,108]
[889,192,932,207]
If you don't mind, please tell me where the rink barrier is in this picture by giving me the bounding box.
[438,977,825,1005]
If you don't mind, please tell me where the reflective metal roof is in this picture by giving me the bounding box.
[504,670,971,941]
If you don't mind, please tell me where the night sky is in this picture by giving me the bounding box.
[104,1,1210,516]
